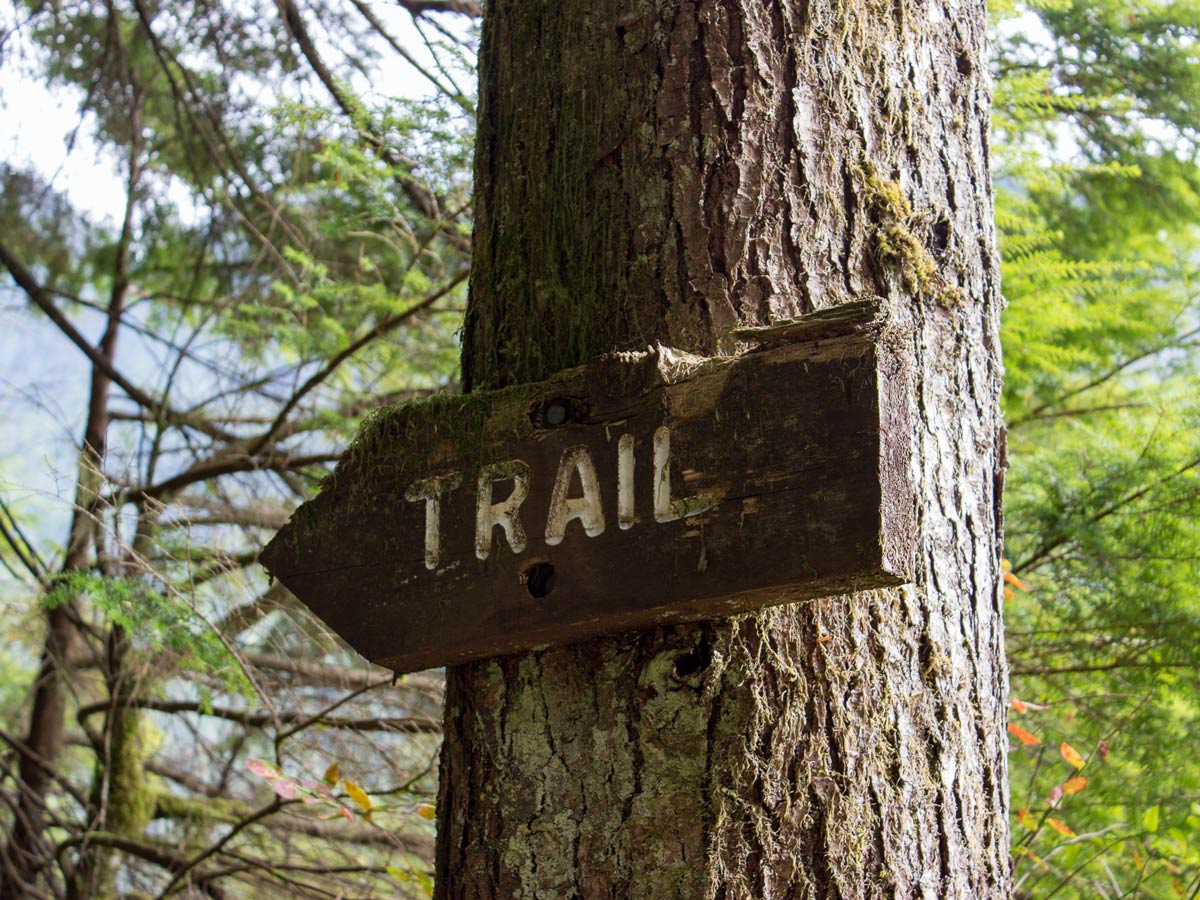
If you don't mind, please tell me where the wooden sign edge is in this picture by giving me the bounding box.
[369,570,910,673]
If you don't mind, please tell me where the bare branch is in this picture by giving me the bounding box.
[248,267,468,456]
[152,795,434,855]
[142,452,341,502]
[156,799,283,899]
[0,236,238,444]
[245,652,444,699]
[0,501,50,588]
[350,0,473,112]
[0,236,161,415]
[55,833,228,900]
[213,583,302,638]
[75,699,442,735]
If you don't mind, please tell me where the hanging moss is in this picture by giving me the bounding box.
[860,165,965,307]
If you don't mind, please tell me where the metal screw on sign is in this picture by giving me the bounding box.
[543,400,569,427]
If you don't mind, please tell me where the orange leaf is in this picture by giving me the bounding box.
[416,803,436,820]
[1004,571,1030,591]
[1060,742,1085,770]
[1008,723,1040,746]
[1010,697,1049,712]
[1017,807,1038,830]
[1008,696,1046,710]
[323,762,340,785]
[1061,776,1087,795]
[1004,586,1015,601]
[1047,818,1075,838]
[1062,776,1087,796]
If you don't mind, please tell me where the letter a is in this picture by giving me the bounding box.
[545,446,606,545]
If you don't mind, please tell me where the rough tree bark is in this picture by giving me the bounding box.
[440,0,1008,897]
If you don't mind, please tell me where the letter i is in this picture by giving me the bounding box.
[617,434,636,529]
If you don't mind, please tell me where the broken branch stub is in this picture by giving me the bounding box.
[259,301,915,674]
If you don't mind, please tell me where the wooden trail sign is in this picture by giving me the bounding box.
[260,301,915,674]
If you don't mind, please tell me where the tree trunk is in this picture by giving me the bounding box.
[1,119,140,900]
[441,0,1008,897]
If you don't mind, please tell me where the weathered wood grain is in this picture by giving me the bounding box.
[260,303,914,674]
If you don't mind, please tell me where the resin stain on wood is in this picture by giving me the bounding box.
[259,300,915,674]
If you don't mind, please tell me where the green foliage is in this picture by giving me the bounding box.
[0,0,467,892]
[995,1,1200,897]
[228,97,470,376]
[43,572,252,696]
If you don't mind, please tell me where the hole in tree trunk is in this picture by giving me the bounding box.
[523,562,557,598]
[674,640,711,679]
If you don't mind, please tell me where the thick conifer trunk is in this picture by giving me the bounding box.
[440,0,1009,896]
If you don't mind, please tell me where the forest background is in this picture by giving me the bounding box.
[0,0,1196,897]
